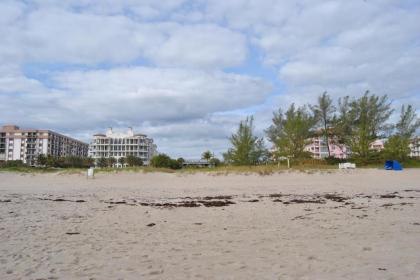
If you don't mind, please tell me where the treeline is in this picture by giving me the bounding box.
[0,155,145,169]
[223,91,420,165]
[150,154,184,169]
[149,152,223,170]
[37,155,94,168]
[0,155,95,168]
[95,155,143,168]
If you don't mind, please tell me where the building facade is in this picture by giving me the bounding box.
[89,127,157,165]
[304,136,350,159]
[410,137,420,157]
[0,125,89,165]
[369,139,387,151]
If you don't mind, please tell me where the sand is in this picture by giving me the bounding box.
[0,169,419,279]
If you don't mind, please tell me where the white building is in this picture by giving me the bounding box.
[410,137,420,157]
[89,127,157,165]
[0,124,88,165]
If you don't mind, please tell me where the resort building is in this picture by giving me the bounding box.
[89,127,157,165]
[369,139,387,151]
[0,124,89,165]
[410,137,420,157]
[304,136,349,159]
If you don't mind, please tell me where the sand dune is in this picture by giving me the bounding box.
[1,169,420,279]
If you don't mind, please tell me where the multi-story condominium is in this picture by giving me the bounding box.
[304,136,349,159]
[369,138,387,151]
[0,124,89,165]
[89,127,157,165]
[410,137,420,157]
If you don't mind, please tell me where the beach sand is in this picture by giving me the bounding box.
[0,169,419,279]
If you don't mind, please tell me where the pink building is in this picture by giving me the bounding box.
[304,136,349,159]
[369,139,386,151]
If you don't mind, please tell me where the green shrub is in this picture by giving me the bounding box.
[324,156,348,165]
[126,155,143,167]
[0,160,26,168]
[150,154,182,169]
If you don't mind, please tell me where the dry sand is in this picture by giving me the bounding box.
[0,169,420,280]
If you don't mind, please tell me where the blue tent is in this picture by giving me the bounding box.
[384,160,403,171]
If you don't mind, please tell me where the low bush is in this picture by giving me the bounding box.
[150,154,182,169]
[0,160,26,168]
[324,156,348,165]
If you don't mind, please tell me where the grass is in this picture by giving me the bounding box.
[0,166,89,174]
[1,159,419,175]
[181,163,337,176]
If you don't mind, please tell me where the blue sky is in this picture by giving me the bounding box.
[1,0,419,158]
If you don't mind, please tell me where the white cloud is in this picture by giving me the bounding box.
[1,66,271,130]
[0,1,248,68]
[147,24,247,68]
[1,0,419,157]
[53,67,270,122]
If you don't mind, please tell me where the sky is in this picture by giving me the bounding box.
[1,0,419,158]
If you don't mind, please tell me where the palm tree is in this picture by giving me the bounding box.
[201,150,213,161]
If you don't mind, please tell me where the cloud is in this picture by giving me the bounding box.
[146,24,247,68]
[1,66,271,130]
[0,5,245,68]
[1,0,419,158]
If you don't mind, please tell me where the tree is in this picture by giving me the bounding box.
[395,105,420,138]
[151,154,171,168]
[36,154,47,166]
[46,155,56,167]
[383,135,410,162]
[97,157,108,168]
[126,155,143,167]
[176,157,185,166]
[310,92,335,157]
[383,104,420,162]
[107,157,117,167]
[209,157,222,167]
[223,116,266,165]
[83,157,95,168]
[337,91,393,163]
[150,154,182,169]
[118,157,126,167]
[201,150,213,161]
[266,104,316,159]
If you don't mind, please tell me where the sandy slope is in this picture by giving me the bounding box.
[0,169,419,280]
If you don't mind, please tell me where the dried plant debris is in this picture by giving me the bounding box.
[107,201,128,204]
[39,198,86,203]
[379,193,402,199]
[323,193,349,202]
[202,195,233,200]
[380,202,414,207]
[89,190,418,210]
[269,194,284,198]
[289,198,325,204]
[65,232,80,235]
[198,200,236,207]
